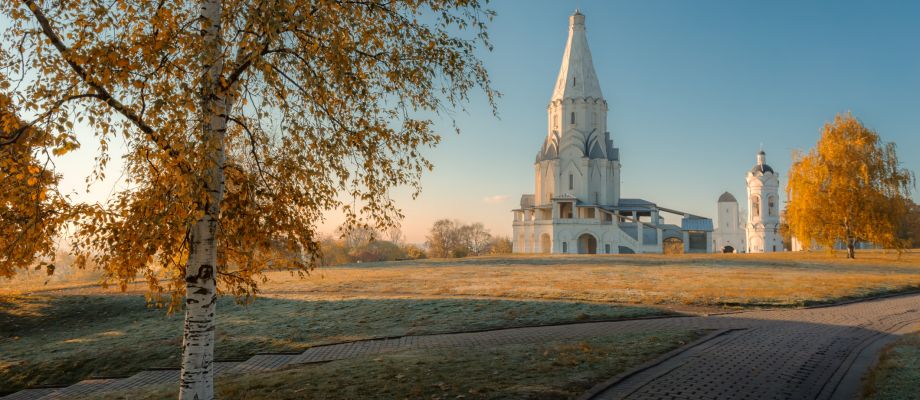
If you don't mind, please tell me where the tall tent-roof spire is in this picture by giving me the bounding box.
[551,10,604,102]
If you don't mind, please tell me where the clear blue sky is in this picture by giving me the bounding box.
[362,0,920,242]
[56,0,920,243]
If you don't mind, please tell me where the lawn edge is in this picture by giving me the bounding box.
[702,287,920,316]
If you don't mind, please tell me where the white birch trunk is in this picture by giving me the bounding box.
[179,0,225,398]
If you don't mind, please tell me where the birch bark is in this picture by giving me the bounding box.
[179,0,225,398]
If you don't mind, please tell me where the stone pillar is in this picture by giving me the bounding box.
[637,220,644,246]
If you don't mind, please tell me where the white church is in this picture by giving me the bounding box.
[712,150,783,253]
[511,11,713,255]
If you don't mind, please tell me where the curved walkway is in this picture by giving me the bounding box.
[4,293,919,400]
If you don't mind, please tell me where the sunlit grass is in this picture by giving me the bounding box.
[258,251,920,308]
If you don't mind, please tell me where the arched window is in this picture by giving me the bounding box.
[570,112,575,124]
[752,196,761,218]
[768,196,776,216]
[573,77,576,87]
[568,174,574,190]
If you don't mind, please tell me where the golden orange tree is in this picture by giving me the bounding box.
[0,93,71,277]
[1,0,495,398]
[786,113,914,258]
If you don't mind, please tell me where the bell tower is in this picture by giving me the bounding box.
[746,150,782,252]
[534,10,620,207]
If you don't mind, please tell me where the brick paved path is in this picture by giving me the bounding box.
[4,293,919,400]
[582,294,920,400]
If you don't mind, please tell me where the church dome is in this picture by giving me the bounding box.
[750,164,775,175]
[718,192,737,203]
[750,149,774,175]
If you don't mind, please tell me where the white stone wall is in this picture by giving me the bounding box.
[713,199,745,252]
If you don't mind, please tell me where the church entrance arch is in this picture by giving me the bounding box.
[663,237,684,255]
[722,245,735,253]
[577,233,597,254]
[540,233,552,254]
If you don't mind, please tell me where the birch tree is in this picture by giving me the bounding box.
[1,1,496,398]
[786,113,914,258]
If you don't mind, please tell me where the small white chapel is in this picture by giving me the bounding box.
[711,192,745,253]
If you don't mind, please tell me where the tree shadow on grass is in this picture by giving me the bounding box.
[0,294,666,394]
[46,295,920,400]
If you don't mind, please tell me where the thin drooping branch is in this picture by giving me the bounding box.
[2,93,101,146]
[226,115,268,182]
[21,0,190,172]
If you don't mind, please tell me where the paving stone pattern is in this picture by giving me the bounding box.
[4,293,919,400]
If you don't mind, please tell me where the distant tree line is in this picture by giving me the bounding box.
[426,219,512,258]
[318,220,512,266]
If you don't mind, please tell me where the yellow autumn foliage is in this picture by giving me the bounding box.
[0,93,72,277]
[1,0,497,306]
[786,113,915,258]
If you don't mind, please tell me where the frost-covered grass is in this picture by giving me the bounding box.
[0,294,664,394]
[863,329,920,400]
[4,250,920,394]
[90,329,705,400]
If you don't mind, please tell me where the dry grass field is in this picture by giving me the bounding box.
[257,251,920,308]
[2,251,919,395]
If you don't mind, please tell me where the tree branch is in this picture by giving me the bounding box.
[21,0,189,172]
[2,93,101,146]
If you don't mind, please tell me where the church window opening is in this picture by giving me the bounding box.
[752,196,760,217]
[573,77,576,87]
[570,112,575,124]
[562,242,568,253]
[569,174,574,190]
[605,244,611,254]
[594,192,599,204]
[768,196,776,216]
